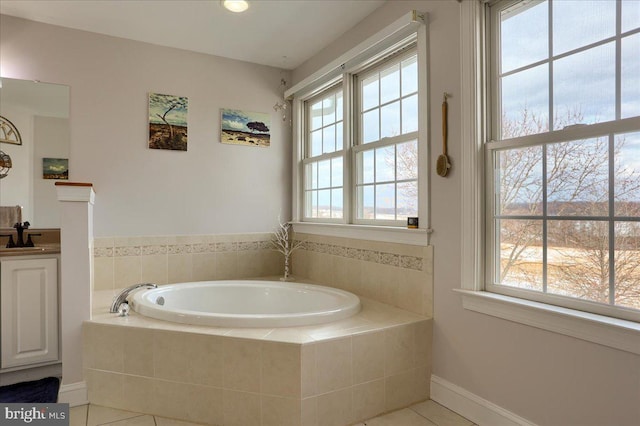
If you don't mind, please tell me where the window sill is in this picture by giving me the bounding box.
[291,222,431,246]
[454,289,640,355]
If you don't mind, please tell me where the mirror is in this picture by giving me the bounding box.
[0,77,70,228]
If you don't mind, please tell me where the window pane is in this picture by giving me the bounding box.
[336,122,343,151]
[553,0,615,55]
[331,157,343,188]
[318,159,330,188]
[311,130,322,156]
[554,42,615,125]
[402,94,418,134]
[323,125,335,154]
[622,0,640,33]
[401,56,418,96]
[310,162,318,189]
[336,91,343,122]
[362,75,379,110]
[497,146,543,215]
[308,190,318,218]
[397,140,418,180]
[622,33,640,119]
[615,222,640,310]
[362,109,379,143]
[323,96,335,125]
[501,64,549,138]
[311,101,323,130]
[375,145,395,182]
[500,0,548,73]
[497,219,543,291]
[380,63,400,104]
[359,150,374,184]
[547,138,609,216]
[332,188,343,219]
[358,185,374,219]
[547,220,610,304]
[397,181,418,220]
[318,189,330,218]
[375,184,395,220]
[615,131,640,216]
[380,101,400,138]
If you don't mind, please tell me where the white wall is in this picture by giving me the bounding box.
[0,105,33,223]
[33,116,69,228]
[292,1,639,425]
[0,14,292,237]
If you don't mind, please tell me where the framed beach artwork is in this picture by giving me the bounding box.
[221,108,271,147]
[42,158,68,180]
[148,93,188,151]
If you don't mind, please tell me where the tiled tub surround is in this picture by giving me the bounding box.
[292,233,433,317]
[93,233,284,294]
[84,298,432,426]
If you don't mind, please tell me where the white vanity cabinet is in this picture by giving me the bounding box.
[0,257,59,369]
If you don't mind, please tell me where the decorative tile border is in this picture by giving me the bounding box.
[297,240,424,271]
[94,236,274,258]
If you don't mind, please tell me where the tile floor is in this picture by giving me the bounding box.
[69,399,477,426]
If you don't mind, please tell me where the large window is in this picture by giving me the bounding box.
[487,0,640,321]
[301,46,421,226]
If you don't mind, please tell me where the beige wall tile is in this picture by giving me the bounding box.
[187,334,224,387]
[84,324,123,372]
[93,237,115,249]
[397,269,427,315]
[123,327,154,377]
[94,257,114,291]
[352,331,385,384]
[85,369,124,408]
[308,252,332,284]
[167,254,192,284]
[114,256,142,289]
[214,251,238,280]
[414,319,433,369]
[183,384,224,425]
[223,337,261,392]
[301,343,317,398]
[223,390,261,426]
[191,253,216,281]
[384,324,415,376]
[301,397,318,426]
[237,250,265,279]
[261,395,301,426]
[352,379,385,422]
[152,380,191,421]
[141,254,168,285]
[152,330,190,382]
[122,375,155,414]
[384,368,429,412]
[315,337,352,394]
[261,342,301,397]
[69,405,87,426]
[317,387,353,426]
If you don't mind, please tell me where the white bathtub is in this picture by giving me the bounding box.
[130,280,361,328]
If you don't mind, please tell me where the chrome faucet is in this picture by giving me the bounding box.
[110,283,157,315]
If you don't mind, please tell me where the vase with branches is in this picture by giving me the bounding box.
[271,219,304,281]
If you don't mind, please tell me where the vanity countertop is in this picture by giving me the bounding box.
[0,244,61,257]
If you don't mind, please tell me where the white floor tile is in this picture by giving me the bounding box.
[155,416,205,426]
[365,408,437,426]
[70,404,88,426]
[103,415,155,426]
[411,400,474,426]
[87,405,145,426]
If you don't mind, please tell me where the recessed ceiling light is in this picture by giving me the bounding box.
[222,0,249,13]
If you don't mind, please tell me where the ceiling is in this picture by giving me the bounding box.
[0,0,386,70]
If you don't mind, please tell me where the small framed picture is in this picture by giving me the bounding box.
[43,158,68,180]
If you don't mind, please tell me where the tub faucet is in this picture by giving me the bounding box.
[110,283,157,315]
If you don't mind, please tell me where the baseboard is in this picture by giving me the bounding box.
[58,381,88,407]
[430,375,537,426]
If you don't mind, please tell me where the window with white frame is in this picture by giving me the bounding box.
[486,0,640,322]
[301,46,420,226]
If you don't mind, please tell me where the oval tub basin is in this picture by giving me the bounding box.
[130,280,361,328]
